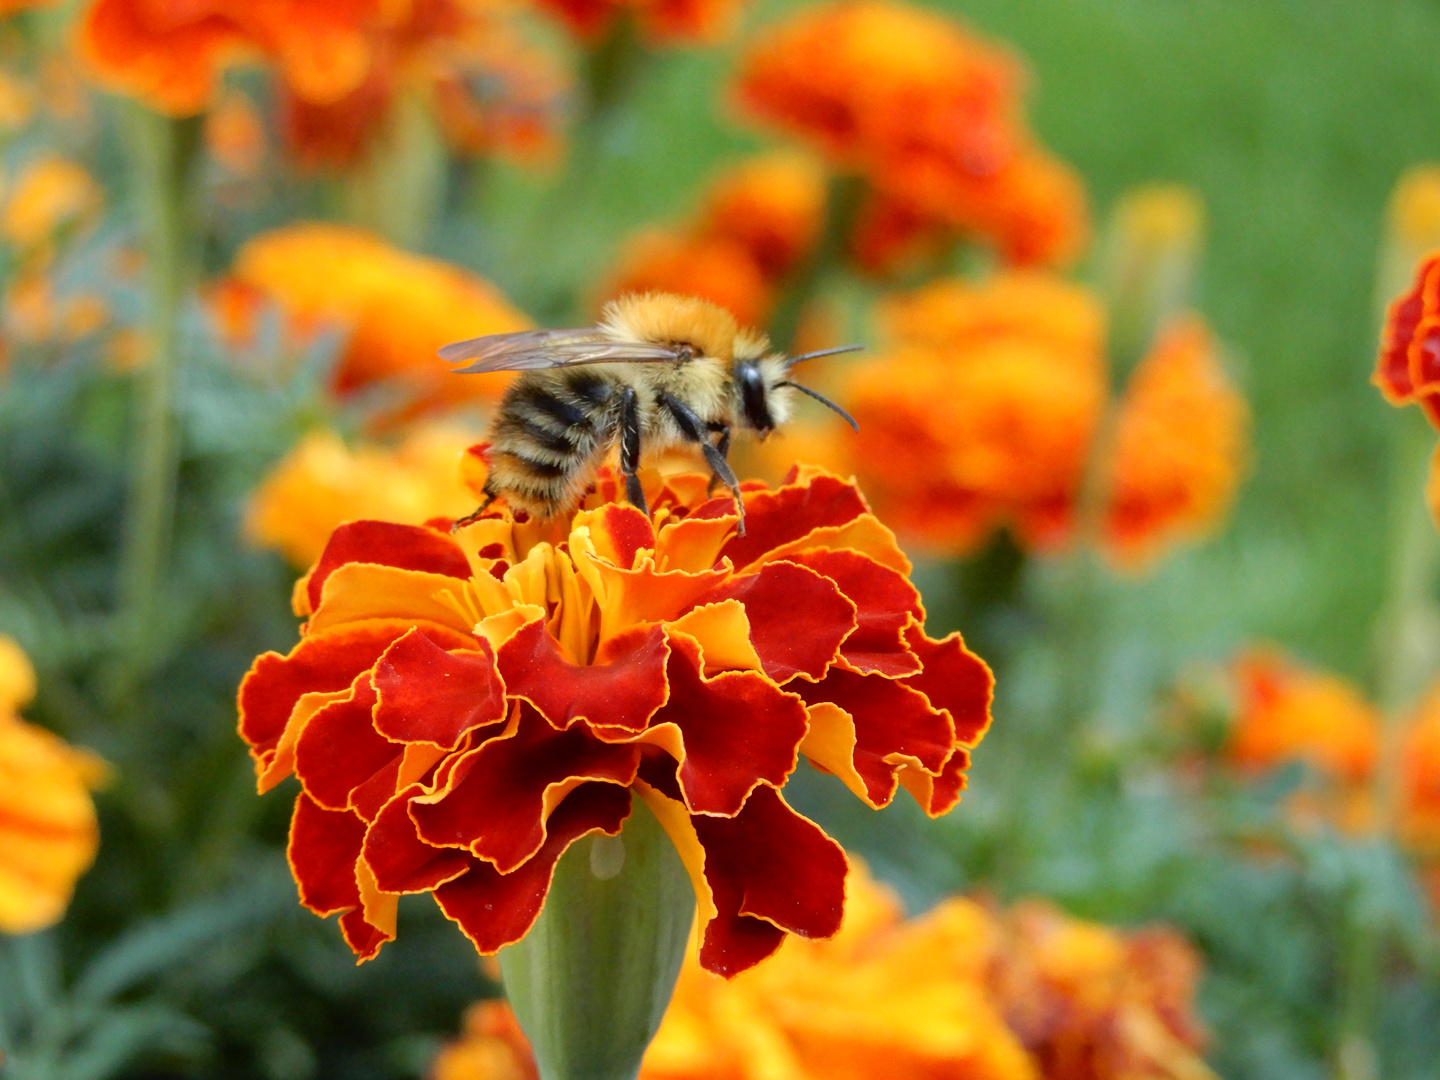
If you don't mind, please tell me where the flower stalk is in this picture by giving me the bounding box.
[499,794,694,1080]
[110,105,201,694]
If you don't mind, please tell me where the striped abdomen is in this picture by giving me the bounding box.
[484,370,619,519]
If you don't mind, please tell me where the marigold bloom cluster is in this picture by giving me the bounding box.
[431,861,1216,1080]
[1376,252,1440,428]
[733,0,1087,271]
[239,464,992,975]
[817,275,1245,563]
[0,636,105,935]
[216,222,529,417]
[246,425,484,568]
[598,153,825,327]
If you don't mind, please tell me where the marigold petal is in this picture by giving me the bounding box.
[796,668,955,808]
[899,625,993,745]
[432,784,633,954]
[789,549,923,676]
[582,502,658,569]
[667,600,765,675]
[256,687,352,794]
[714,472,869,571]
[306,563,479,638]
[293,674,395,812]
[288,792,366,917]
[497,618,670,732]
[655,513,738,573]
[692,560,856,682]
[897,750,970,817]
[363,786,472,894]
[650,632,807,816]
[410,705,640,872]
[692,785,848,977]
[373,629,508,749]
[303,520,473,615]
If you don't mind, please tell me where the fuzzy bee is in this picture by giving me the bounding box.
[440,292,859,535]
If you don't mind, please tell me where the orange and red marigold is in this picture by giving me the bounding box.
[238,463,992,976]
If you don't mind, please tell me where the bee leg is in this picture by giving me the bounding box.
[451,492,498,533]
[659,393,746,536]
[619,386,650,517]
[705,423,732,498]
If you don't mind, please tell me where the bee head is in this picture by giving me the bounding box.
[733,356,789,437]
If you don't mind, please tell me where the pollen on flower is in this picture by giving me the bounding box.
[0,635,107,935]
[430,860,1217,1080]
[238,464,992,975]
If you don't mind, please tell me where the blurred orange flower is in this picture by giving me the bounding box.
[219,222,530,417]
[430,861,1216,1080]
[0,636,106,935]
[734,0,1087,270]
[77,0,396,116]
[1227,648,1380,786]
[1400,681,1440,854]
[1376,251,1440,429]
[597,153,825,327]
[246,425,485,567]
[843,273,1107,554]
[0,154,103,251]
[205,88,267,175]
[535,0,751,45]
[1104,317,1249,571]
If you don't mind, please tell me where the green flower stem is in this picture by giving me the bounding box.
[110,106,202,694]
[500,793,694,1080]
[767,173,865,352]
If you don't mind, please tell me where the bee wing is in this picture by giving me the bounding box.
[440,328,685,372]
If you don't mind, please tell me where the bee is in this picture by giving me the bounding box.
[440,292,859,535]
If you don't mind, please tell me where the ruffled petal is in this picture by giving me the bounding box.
[649,632,807,816]
[294,673,394,812]
[898,624,993,745]
[714,472,869,571]
[581,503,657,569]
[497,618,670,733]
[898,749,971,817]
[691,560,856,682]
[373,629,508,748]
[410,705,640,872]
[691,785,848,977]
[795,668,954,808]
[788,549,923,677]
[288,792,366,917]
[363,785,472,894]
[432,784,633,954]
[302,519,473,615]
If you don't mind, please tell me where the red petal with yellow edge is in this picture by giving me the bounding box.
[411,705,640,872]
[899,625,993,745]
[305,520,472,613]
[339,908,392,961]
[288,793,366,917]
[239,620,428,762]
[712,473,868,571]
[433,784,633,954]
[796,668,954,806]
[363,786,471,894]
[1377,260,1429,402]
[653,633,807,816]
[692,785,847,977]
[692,561,856,683]
[373,630,507,748]
[586,503,657,569]
[497,619,669,733]
[899,748,971,817]
[1413,318,1440,396]
[788,549,922,677]
[294,674,396,812]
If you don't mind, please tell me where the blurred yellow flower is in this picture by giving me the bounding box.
[0,636,106,936]
[222,223,531,419]
[0,155,102,250]
[430,861,1216,1080]
[0,67,35,132]
[1104,317,1249,571]
[245,424,484,567]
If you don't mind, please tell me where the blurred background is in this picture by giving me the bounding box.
[3,0,1440,1078]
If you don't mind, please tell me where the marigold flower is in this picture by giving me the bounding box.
[844,273,1106,554]
[246,425,484,568]
[239,465,992,974]
[430,861,1217,1080]
[1375,251,1440,429]
[0,636,106,935]
[222,222,530,415]
[77,0,393,116]
[0,155,103,251]
[1103,317,1248,570]
[1227,648,1380,784]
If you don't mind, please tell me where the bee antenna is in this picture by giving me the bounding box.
[784,344,865,368]
[779,381,859,432]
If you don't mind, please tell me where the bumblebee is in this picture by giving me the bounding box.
[440,292,858,535]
